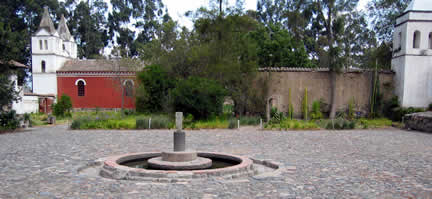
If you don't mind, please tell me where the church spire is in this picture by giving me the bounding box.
[57,14,72,41]
[37,6,57,35]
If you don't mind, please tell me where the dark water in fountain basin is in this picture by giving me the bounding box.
[121,157,239,170]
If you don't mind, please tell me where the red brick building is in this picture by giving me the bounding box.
[57,60,137,109]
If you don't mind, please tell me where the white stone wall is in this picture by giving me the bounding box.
[12,96,39,114]
[391,56,406,102]
[32,55,69,73]
[8,74,39,114]
[392,11,432,108]
[33,73,57,95]
[401,56,432,107]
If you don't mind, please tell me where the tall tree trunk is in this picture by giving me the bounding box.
[329,70,337,119]
[327,3,338,119]
[219,0,222,16]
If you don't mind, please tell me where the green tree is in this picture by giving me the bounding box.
[67,0,109,58]
[0,72,20,110]
[368,0,410,42]
[136,65,175,113]
[109,0,167,57]
[53,94,72,117]
[256,0,288,26]
[249,24,313,67]
[170,77,226,120]
[310,0,359,119]
[0,0,62,108]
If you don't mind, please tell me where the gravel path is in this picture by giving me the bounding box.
[1,126,431,198]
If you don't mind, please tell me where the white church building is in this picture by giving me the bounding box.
[392,0,432,108]
[32,6,78,96]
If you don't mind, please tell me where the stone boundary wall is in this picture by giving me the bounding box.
[259,68,394,118]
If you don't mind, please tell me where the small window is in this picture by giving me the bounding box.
[124,80,133,97]
[45,40,48,50]
[39,40,43,50]
[62,44,66,50]
[41,61,46,73]
[413,31,421,49]
[429,33,432,49]
[77,81,85,96]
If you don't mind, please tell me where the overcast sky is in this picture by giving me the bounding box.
[163,0,370,29]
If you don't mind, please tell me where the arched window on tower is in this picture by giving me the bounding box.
[77,80,85,96]
[413,31,421,49]
[124,80,134,97]
[44,40,48,50]
[39,40,43,50]
[41,61,46,73]
[429,32,432,49]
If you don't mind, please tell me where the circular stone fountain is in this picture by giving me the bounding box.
[88,112,288,182]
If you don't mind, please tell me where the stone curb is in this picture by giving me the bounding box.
[100,152,255,182]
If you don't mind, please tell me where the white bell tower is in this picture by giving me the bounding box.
[31,7,77,96]
[391,0,432,108]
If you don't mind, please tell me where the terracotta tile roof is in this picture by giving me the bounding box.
[0,60,28,68]
[24,93,55,97]
[58,59,143,72]
[258,67,394,73]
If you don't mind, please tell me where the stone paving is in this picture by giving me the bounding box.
[1,125,432,198]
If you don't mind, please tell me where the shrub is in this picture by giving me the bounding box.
[136,117,149,129]
[343,120,355,129]
[228,119,237,129]
[0,110,20,130]
[325,119,355,130]
[381,96,424,121]
[136,65,175,113]
[23,113,32,127]
[151,115,172,129]
[239,116,260,125]
[184,114,194,127]
[53,94,72,118]
[310,100,323,120]
[428,103,432,111]
[170,77,226,120]
[136,115,171,129]
[123,109,136,116]
[270,107,284,124]
[70,117,88,129]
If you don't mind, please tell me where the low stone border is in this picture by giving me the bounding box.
[404,112,432,133]
[100,152,255,182]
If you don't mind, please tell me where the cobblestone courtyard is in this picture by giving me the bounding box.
[1,126,432,198]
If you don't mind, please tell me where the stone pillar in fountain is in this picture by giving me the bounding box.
[147,112,213,170]
[174,112,186,151]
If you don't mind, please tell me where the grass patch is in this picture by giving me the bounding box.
[358,118,393,129]
[265,119,319,130]
[184,117,229,129]
[316,118,394,130]
[71,115,136,130]
[136,115,173,129]
[30,113,71,126]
